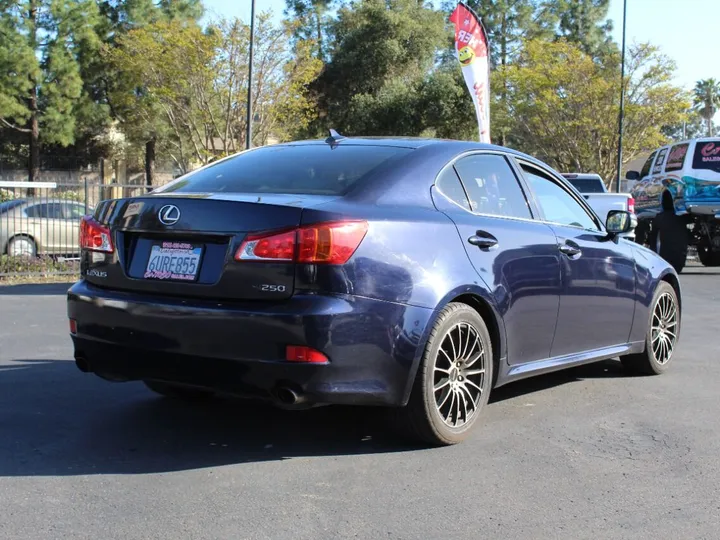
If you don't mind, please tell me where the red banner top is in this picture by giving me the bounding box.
[449,3,488,60]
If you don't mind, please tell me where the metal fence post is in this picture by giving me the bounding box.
[84,176,89,215]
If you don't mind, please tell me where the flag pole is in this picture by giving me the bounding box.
[615,0,627,192]
[245,0,256,150]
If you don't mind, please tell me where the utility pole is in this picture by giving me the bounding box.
[615,0,628,193]
[245,0,256,150]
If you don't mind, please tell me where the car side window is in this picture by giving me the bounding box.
[453,154,532,219]
[665,143,689,172]
[639,151,657,179]
[62,203,86,220]
[25,203,63,219]
[522,165,599,231]
[435,167,471,211]
[652,148,668,175]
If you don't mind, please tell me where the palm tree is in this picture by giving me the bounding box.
[693,78,720,137]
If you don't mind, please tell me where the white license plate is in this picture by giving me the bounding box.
[144,242,202,281]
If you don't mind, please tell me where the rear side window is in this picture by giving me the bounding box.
[692,141,720,173]
[435,167,471,211]
[666,143,689,172]
[25,203,63,219]
[159,145,413,195]
[566,178,605,193]
[652,148,668,175]
[0,200,24,214]
[453,154,532,219]
[640,151,657,179]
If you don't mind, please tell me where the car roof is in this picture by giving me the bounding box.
[282,136,544,164]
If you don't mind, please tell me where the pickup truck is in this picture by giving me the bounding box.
[562,173,636,239]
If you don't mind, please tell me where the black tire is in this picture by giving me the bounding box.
[621,281,680,375]
[697,246,720,267]
[649,212,687,273]
[634,219,650,246]
[397,303,493,446]
[7,236,37,258]
[143,380,215,401]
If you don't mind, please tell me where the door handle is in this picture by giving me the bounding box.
[558,243,582,257]
[468,231,498,250]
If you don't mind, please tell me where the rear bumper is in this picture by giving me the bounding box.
[67,280,434,406]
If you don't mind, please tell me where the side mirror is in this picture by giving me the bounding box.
[625,170,640,181]
[606,210,636,235]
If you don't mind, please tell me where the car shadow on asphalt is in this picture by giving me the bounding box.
[0,358,630,477]
[0,282,74,296]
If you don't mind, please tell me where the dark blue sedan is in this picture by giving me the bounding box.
[67,136,681,445]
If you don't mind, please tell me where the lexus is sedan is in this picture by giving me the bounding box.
[68,136,681,445]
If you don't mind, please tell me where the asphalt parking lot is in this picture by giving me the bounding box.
[1,265,719,540]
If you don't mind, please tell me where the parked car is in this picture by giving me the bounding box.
[0,198,88,257]
[68,137,681,445]
[561,173,636,240]
[628,138,720,272]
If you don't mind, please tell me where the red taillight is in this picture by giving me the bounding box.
[80,216,114,253]
[628,197,635,214]
[69,319,77,335]
[285,346,328,363]
[235,221,368,265]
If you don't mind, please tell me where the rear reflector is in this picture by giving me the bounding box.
[628,197,635,214]
[69,319,77,335]
[80,216,114,253]
[236,221,368,265]
[286,346,328,363]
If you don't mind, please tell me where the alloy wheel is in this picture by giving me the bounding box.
[651,291,678,365]
[433,322,486,428]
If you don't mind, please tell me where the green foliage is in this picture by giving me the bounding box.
[548,0,615,57]
[502,40,688,183]
[285,0,335,60]
[693,78,720,137]
[0,254,77,277]
[311,0,447,135]
[0,0,101,145]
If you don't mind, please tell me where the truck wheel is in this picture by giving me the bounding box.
[649,212,687,273]
[697,246,720,267]
[635,220,650,246]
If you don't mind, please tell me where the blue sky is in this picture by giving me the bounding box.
[204,0,716,92]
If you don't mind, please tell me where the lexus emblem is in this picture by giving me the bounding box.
[158,204,181,225]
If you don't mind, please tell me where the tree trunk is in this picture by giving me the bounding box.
[145,137,156,188]
[500,13,508,147]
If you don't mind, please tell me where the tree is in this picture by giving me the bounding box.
[310,0,447,135]
[105,14,322,174]
[0,0,101,182]
[548,0,614,57]
[693,78,720,137]
[285,0,336,60]
[502,40,688,184]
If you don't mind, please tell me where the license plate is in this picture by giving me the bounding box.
[144,241,203,281]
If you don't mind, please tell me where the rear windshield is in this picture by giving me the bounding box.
[693,141,720,173]
[566,178,605,193]
[160,144,414,195]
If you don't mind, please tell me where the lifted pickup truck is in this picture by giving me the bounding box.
[628,138,720,273]
[561,173,636,239]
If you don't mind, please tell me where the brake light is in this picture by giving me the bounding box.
[80,216,114,253]
[286,346,328,363]
[235,221,368,265]
[628,197,635,214]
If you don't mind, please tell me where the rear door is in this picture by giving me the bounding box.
[61,202,87,256]
[437,152,562,365]
[517,162,636,357]
[25,202,65,254]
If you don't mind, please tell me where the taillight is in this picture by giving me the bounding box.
[80,216,114,253]
[286,346,328,363]
[235,221,368,265]
[628,197,635,214]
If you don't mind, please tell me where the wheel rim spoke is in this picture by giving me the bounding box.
[651,291,678,365]
[433,321,486,427]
